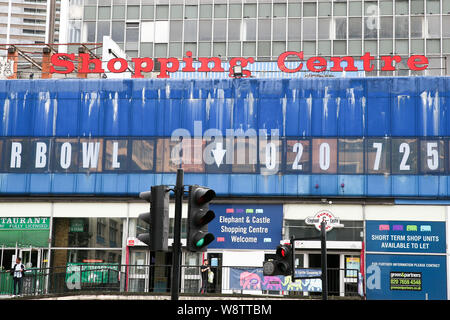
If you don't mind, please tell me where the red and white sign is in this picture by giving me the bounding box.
[305,210,341,232]
[127,237,146,246]
[49,51,429,79]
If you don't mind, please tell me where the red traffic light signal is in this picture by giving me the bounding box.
[276,244,291,258]
[263,244,293,276]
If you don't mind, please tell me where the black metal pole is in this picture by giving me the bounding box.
[171,169,184,300]
[320,220,328,300]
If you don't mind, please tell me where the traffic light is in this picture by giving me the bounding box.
[187,185,216,252]
[263,244,293,276]
[138,185,170,251]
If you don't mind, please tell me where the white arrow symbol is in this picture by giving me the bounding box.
[211,142,226,168]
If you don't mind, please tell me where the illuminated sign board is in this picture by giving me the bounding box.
[365,220,447,300]
[208,204,283,250]
[366,254,446,300]
[49,51,429,78]
[366,220,445,254]
[1,135,450,175]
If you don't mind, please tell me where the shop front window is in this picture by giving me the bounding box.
[285,220,363,242]
[52,217,124,248]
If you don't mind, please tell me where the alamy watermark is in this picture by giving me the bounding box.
[170,121,280,175]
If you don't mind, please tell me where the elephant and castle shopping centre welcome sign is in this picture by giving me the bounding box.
[49,51,430,78]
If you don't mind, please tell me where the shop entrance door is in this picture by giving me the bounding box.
[2,247,48,270]
[207,253,222,294]
[309,253,340,296]
[19,248,42,269]
[0,249,15,270]
[309,252,361,297]
[127,249,150,292]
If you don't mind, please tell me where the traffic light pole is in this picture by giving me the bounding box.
[171,168,184,301]
[289,220,328,300]
[320,220,328,301]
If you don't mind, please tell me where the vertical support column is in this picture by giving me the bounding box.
[41,47,52,79]
[447,206,450,300]
[171,168,184,300]
[77,46,87,78]
[321,220,328,300]
[7,46,18,79]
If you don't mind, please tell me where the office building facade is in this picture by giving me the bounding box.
[63,0,450,76]
[0,0,60,45]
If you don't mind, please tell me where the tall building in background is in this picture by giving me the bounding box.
[62,0,450,76]
[0,0,61,45]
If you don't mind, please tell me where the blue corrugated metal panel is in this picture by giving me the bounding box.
[366,176,392,197]
[0,77,450,198]
[392,176,419,197]
[51,174,77,194]
[395,199,450,204]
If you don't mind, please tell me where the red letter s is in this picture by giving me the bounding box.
[50,53,76,74]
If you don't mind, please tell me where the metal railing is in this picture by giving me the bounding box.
[0,265,364,299]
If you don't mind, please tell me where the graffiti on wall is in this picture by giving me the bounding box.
[230,268,322,292]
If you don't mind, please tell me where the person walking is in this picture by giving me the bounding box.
[200,259,210,294]
[9,257,25,297]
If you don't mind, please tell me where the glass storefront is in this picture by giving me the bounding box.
[284,219,364,242]
[50,217,124,267]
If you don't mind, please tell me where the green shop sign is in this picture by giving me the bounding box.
[66,263,119,285]
[70,219,84,232]
[0,217,50,230]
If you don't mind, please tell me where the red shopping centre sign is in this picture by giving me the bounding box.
[50,51,429,79]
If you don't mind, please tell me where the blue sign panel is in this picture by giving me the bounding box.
[208,204,282,250]
[366,220,446,254]
[365,254,447,300]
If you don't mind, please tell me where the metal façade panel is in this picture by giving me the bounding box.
[0,77,448,197]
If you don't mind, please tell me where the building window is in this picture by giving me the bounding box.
[337,139,362,174]
[156,5,169,20]
[213,20,227,42]
[411,0,425,15]
[98,6,111,20]
[229,4,241,19]
[285,220,363,242]
[272,19,286,41]
[185,5,198,19]
[303,3,316,17]
[334,17,347,40]
[112,21,125,42]
[288,3,301,18]
[214,4,227,19]
[170,5,183,19]
[258,19,271,41]
[243,4,256,18]
[200,4,212,19]
[112,6,125,19]
[84,6,96,20]
[52,218,124,249]
[127,6,140,20]
[184,20,197,42]
[126,22,139,42]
